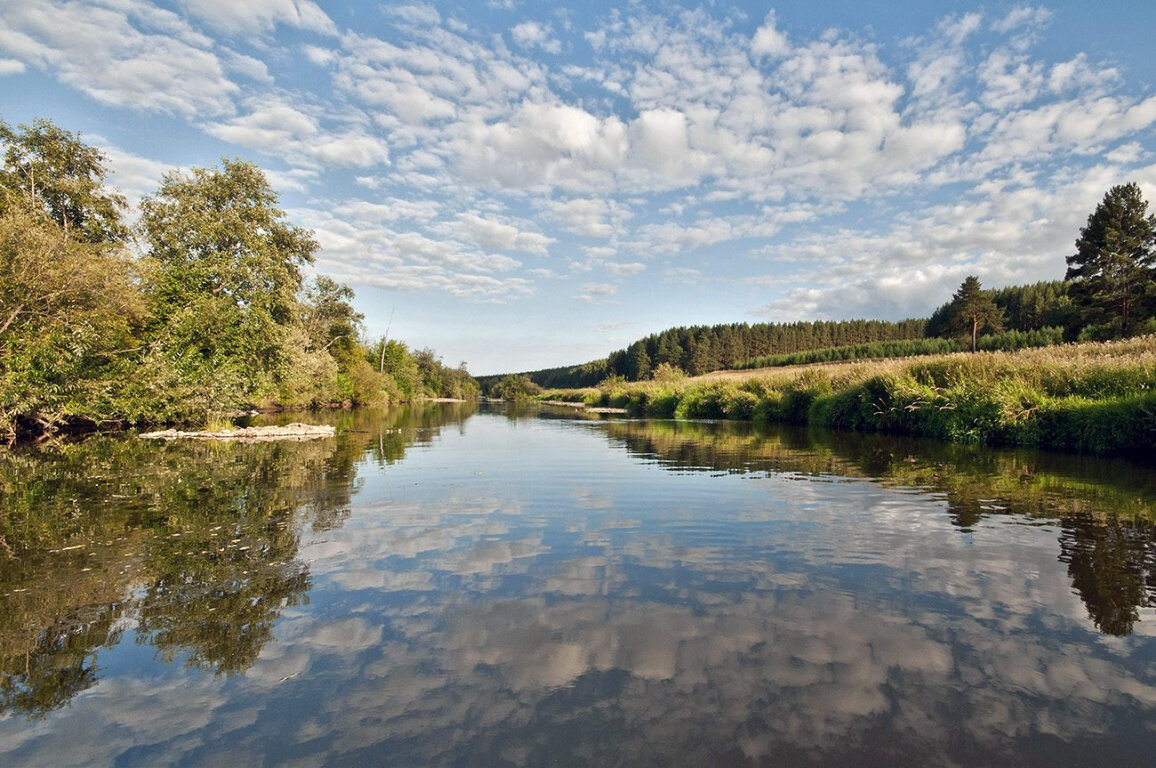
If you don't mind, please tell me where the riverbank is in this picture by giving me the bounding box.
[538,336,1156,456]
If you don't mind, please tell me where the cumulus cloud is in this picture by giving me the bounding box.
[547,197,633,238]
[511,20,561,54]
[4,0,1155,332]
[751,11,790,59]
[574,282,618,302]
[204,98,390,169]
[991,5,1052,35]
[178,0,338,36]
[450,212,554,254]
[0,0,239,118]
[297,206,533,302]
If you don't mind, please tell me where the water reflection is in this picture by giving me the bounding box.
[598,419,1156,638]
[0,402,474,718]
[1,404,1154,767]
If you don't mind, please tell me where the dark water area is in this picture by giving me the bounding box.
[1,403,1154,767]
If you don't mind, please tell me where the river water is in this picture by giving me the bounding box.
[1,403,1154,767]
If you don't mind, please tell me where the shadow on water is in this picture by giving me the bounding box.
[0,401,474,718]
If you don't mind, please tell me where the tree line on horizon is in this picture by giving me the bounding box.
[0,117,476,443]
[484,182,1156,393]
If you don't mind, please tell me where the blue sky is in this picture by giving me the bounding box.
[3,1,1155,375]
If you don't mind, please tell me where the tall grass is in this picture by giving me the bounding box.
[540,336,1156,456]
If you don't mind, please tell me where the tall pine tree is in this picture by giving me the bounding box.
[1066,183,1156,337]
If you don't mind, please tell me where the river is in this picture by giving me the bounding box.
[1,403,1154,766]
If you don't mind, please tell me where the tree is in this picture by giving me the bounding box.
[1066,182,1156,337]
[947,276,1004,352]
[0,118,128,243]
[489,374,541,401]
[139,159,319,401]
[0,121,142,439]
[300,276,364,368]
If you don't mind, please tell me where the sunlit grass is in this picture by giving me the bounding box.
[538,336,1156,454]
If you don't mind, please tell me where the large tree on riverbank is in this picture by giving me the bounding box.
[1066,183,1156,338]
[0,118,128,244]
[139,159,320,403]
[0,120,142,440]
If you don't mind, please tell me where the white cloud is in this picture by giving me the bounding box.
[204,99,390,169]
[99,144,174,207]
[751,11,790,59]
[547,198,632,238]
[0,0,239,118]
[4,1,1154,335]
[979,49,1045,109]
[749,162,1156,322]
[451,213,554,254]
[939,12,983,46]
[991,6,1052,35]
[511,21,561,54]
[178,0,337,36]
[604,261,646,277]
[574,282,618,302]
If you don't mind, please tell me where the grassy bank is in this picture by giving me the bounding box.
[539,336,1156,456]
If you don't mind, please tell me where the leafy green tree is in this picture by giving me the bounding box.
[139,159,319,404]
[489,374,541,401]
[0,118,128,244]
[651,362,685,382]
[1066,183,1156,337]
[947,276,1004,352]
[300,275,364,368]
[0,121,142,440]
[371,338,422,398]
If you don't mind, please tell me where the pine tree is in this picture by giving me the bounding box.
[1066,183,1156,337]
[948,276,1004,352]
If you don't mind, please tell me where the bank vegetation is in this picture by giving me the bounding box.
[0,118,477,443]
[539,336,1156,456]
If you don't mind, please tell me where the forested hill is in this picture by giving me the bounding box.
[480,280,1081,391]
[480,318,927,390]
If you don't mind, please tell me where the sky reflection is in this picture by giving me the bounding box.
[1,408,1154,766]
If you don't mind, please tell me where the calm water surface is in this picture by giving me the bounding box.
[1,403,1155,766]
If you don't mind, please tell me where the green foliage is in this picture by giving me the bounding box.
[0,118,128,243]
[489,374,543,401]
[988,281,1074,331]
[927,280,1073,340]
[488,319,930,389]
[370,339,423,399]
[140,159,319,405]
[1066,182,1156,337]
[976,326,1065,351]
[945,276,1004,352]
[0,118,476,440]
[605,318,929,382]
[300,276,364,369]
[550,338,1156,455]
[478,358,610,391]
[0,191,142,440]
[650,362,686,382]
